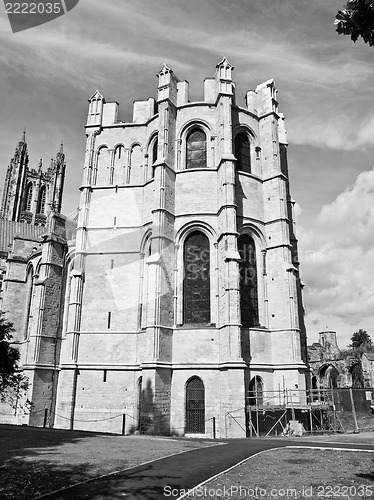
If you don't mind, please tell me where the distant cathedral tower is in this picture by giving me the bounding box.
[0,132,66,225]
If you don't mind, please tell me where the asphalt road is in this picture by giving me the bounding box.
[35,437,374,500]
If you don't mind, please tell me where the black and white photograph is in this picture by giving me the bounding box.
[1,1,374,498]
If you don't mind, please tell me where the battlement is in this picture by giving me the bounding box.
[86,58,281,129]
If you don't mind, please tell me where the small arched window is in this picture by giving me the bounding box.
[235,133,251,173]
[183,231,210,324]
[186,129,207,169]
[248,376,264,406]
[37,186,46,214]
[151,139,158,179]
[238,234,259,327]
[113,145,124,185]
[23,268,35,340]
[116,146,123,160]
[25,183,33,211]
[95,147,110,185]
[139,236,152,330]
[152,140,158,165]
[129,145,142,184]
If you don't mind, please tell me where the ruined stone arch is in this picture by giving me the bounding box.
[319,364,339,389]
[350,363,364,388]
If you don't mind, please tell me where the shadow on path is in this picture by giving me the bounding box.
[35,438,374,500]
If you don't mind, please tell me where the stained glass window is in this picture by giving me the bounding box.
[183,231,210,324]
[238,234,259,327]
[235,133,251,173]
[186,129,207,169]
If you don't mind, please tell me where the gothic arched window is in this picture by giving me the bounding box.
[25,183,33,211]
[183,231,210,324]
[235,133,251,173]
[238,234,259,327]
[186,129,207,169]
[37,186,46,214]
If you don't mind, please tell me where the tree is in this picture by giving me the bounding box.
[0,312,28,405]
[349,329,372,348]
[335,0,374,46]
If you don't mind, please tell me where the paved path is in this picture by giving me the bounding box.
[36,437,374,500]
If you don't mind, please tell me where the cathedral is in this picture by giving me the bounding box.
[0,59,308,437]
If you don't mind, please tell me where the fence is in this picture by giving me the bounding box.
[2,388,373,438]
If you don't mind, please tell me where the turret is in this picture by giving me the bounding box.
[50,143,66,214]
[86,90,104,128]
[0,131,29,221]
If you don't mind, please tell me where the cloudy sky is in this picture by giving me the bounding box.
[0,0,373,347]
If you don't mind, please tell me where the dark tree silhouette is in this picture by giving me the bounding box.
[335,0,374,46]
[0,312,28,405]
[349,329,372,348]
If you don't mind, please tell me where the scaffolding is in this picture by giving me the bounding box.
[244,388,372,437]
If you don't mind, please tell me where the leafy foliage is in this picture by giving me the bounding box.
[349,328,373,349]
[0,312,28,406]
[335,0,374,46]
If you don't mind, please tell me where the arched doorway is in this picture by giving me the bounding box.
[185,377,205,433]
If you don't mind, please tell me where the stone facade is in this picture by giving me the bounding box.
[1,59,308,437]
[0,136,74,425]
[52,59,307,437]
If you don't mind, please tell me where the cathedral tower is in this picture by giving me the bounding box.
[52,60,308,437]
[0,134,66,225]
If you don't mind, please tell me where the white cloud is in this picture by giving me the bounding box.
[289,115,374,151]
[300,169,374,342]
